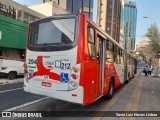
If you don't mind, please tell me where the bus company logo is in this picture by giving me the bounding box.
[45,61,54,66]
[2,112,11,117]
[2,112,42,118]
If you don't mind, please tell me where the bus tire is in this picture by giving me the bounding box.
[125,80,129,83]
[106,79,114,99]
[125,73,130,83]
[8,72,17,80]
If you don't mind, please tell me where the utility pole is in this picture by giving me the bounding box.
[71,0,74,14]
[124,22,128,82]
[81,0,84,13]
[89,0,91,18]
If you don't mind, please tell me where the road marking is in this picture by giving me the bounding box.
[119,76,144,120]
[92,76,143,120]
[3,97,49,111]
[0,88,23,94]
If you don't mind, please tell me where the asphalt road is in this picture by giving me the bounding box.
[0,75,160,120]
[0,82,45,111]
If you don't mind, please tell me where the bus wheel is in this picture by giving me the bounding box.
[125,80,129,83]
[125,73,130,83]
[8,72,17,80]
[106,79,114,99]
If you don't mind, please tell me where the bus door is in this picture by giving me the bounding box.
[95,35,105,98]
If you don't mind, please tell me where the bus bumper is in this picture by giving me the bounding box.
[24,79,84,104]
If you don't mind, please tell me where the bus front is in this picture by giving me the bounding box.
[24,15,83,104]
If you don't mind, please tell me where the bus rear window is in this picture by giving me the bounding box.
[29,18,76,46]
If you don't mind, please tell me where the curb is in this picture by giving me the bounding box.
[0,79,23,85]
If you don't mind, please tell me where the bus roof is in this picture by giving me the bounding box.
[30,13,135,59]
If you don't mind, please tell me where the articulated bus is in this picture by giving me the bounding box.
[24,13,136,106]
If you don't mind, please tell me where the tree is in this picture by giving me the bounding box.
[144,23,160,58]
[144,23,160,76]
[136,23,160,68]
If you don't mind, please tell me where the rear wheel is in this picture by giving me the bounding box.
[125,72,130,83]
[106,79,114,99]
[8,72,17,80]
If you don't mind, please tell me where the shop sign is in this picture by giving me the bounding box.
[0,2,16,16]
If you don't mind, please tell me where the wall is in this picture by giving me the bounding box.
[29,2,68,16]
[0,15,28,49]
[29,2,53,16]
[0,0,45,23]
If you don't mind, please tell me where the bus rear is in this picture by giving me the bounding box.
[24,14,84,104]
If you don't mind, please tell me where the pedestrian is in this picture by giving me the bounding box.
[144,66,149,76]
[148,66,152,75]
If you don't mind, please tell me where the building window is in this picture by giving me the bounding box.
[58,0,60,5]
[106,40,114,62]
[24,12,29,23]
[30,15,35,22]
[24,13,29,19]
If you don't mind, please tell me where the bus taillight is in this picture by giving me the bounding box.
[73,67,79,73]
[71,74,77,79]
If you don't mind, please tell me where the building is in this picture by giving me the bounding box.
[42,0,93,19]
[121,0,137,52]
[29,0,68,16]
[65,0,93,19]
[97,0,121,42]
[0,0,45,59]
[0,0,45,23]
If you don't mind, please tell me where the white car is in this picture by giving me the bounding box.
[0,59,24,80]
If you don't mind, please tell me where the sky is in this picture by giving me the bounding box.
[13,0,160,43]
[135,0,160,43]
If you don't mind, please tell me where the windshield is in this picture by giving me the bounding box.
[29,18,76,47]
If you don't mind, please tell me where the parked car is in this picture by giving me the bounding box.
[0,59,24,80]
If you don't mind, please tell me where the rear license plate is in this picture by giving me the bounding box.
[41,81,52,87]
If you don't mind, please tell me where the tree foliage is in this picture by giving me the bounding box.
[144,23,160,56]
[136,23,160,65]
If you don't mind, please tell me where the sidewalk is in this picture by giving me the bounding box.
[136,69,160,77]
[100,75,160,120]
[0,77,23,85]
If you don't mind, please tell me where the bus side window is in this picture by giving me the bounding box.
[128,55,131,64]
[115,46,120,64]
[106,40,114,62]
[88,26,95,59]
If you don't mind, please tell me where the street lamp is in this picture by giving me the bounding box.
[143,16,157,24]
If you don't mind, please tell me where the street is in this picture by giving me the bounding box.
[0,79,45,111]
[0,74,160,120]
